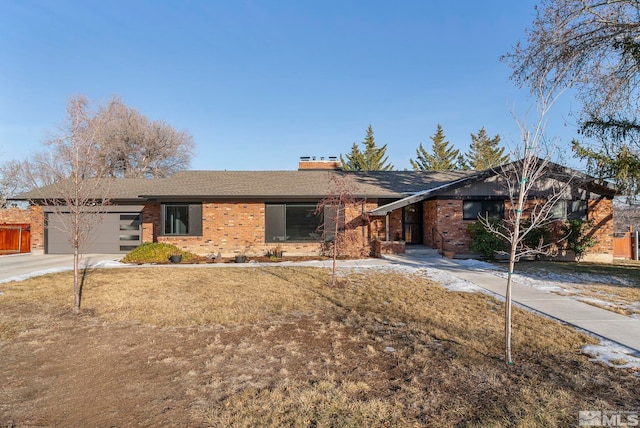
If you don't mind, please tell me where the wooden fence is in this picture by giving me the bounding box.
[0,224,31,254]
[613,231,633,259]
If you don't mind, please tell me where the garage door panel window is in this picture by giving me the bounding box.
[162,204,202,236]
[119,234,140,241]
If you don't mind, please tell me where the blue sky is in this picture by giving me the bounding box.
[0,1,581,171]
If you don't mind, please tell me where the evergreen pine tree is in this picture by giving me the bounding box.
[340,142,365,171]
[340,125,393,171]
[465,127,509,170]
[410,124,461,171]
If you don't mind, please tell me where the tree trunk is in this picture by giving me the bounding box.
[505,156,528,365]
[331,207,339,287]
[505,246,516,365]
[73,247,80,314]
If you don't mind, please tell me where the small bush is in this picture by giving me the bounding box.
[122,242,196,264]
[467,219,508,260]
[561,219,597,261]
[521,219,552,258]
[321,229,371,258]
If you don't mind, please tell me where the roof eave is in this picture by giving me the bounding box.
[368,174,484,216]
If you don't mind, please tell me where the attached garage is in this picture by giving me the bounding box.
[45,210,142,254]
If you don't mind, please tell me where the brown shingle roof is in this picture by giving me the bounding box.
[17,170,478,201]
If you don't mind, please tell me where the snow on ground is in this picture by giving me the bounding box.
[341,263,483,293]
[582,341,640,374]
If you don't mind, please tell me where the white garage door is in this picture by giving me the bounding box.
[46,212,142,254]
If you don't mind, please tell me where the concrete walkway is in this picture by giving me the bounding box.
[384,252,640,353]
[0,253,123,283]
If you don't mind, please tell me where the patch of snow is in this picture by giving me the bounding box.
[582,340,640,373]
[350,263,483,293]
[520,269,635,287]
[455,258,499,271]
[88,260,128,269]
[385,346,396,353]
[577,297,617,309]
[0,267,73,284]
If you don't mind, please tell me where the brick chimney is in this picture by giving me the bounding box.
[298,156,342,170]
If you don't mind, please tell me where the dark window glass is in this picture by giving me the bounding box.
[550,200,566,219]
[463,200,504,220]
[551,200,588,220]
[120,214,141,221]
[567,200,588,220]
[265,205,286,242]
[162,204,202,236]
[266,203,321,242]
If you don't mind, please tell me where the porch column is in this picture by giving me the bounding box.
[385,214,390,241]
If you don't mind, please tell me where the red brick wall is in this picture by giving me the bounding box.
[144,201,329,257]
[141,200,378,257]
[29,206,44,253]
[583,198,614,262]
[435,199,473,254]
[370,209,402,241]
[0,207,31,224]
[423,200,438,247]
[373,200,470,253]
[141,203,160,244]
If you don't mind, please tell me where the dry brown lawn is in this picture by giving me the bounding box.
[1,266,638,427]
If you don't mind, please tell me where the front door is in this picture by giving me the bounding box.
[403,203,423,244]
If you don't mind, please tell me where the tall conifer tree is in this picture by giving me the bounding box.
[465,127,509,170]
[340,125,393,171]
[410,124,462,171]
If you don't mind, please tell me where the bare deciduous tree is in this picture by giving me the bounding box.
[315,173,369,286]
[0,160,30,208]
[504,0,640,120]
[95,96,195,178]
[504,0,640,197]
[481,91,572,364]
[10,95,195,191]
[31,95,113,314]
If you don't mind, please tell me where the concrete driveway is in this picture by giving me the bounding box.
[0,253,123,283]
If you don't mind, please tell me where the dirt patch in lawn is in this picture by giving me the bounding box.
[1,267,638,427]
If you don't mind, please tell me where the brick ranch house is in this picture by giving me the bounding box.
[9,158,616,262]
